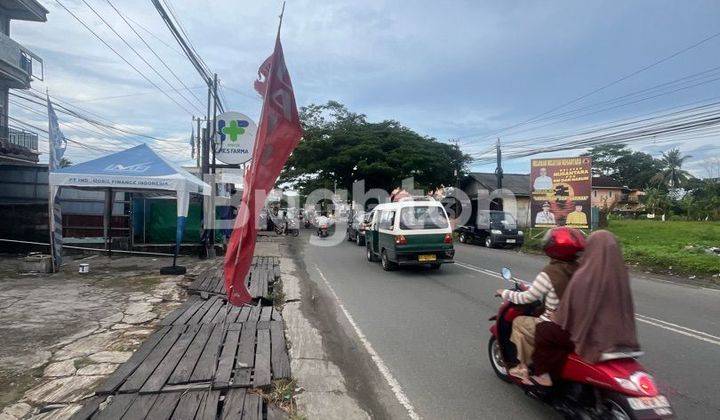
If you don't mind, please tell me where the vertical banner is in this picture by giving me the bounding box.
[224,33,303,306]
[47,97,67,270]
[530,157,592,229]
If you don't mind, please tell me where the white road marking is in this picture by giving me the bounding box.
[456,261,720,348]
[636,314,720,347]
[314,265,421,420]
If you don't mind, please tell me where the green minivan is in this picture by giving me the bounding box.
[365,200,455,271]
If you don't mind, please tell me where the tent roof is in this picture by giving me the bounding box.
[50,144,210,195]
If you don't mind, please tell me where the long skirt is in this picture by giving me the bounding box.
[533,321,574,376]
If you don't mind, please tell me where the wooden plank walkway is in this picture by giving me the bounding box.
[159,296,283,327]
[187,257,280,300]
[74,256,291,419]
[70,388,280,420]
[95,319,290,394]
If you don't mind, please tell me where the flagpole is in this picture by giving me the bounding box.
[46,89,56,272]
[277,1,285,38]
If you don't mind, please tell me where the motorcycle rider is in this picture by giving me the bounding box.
[552,230,640,363]
[495,227,585,384]
[316,211,330,236]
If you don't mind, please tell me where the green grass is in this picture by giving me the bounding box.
[522,220,720,278]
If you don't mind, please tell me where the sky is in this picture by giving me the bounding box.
[11,0,720,178]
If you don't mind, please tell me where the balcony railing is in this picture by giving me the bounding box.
[9,127,38,151]
[0,125,39,163]
[0,31,43,86]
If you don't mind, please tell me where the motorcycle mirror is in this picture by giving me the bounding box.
[501,267,512,281]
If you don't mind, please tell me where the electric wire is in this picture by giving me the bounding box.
[53,0,196,116]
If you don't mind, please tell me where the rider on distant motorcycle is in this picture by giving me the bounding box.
[316,211,330,236]
[496,227,585,385]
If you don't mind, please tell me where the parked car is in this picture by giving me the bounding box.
[346,209,374,246]
[456,210,524,248]
[365,201,454,271]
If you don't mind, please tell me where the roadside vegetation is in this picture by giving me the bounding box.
[605,219,719,277]
[522,219,720,279]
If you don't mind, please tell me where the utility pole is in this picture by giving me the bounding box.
[450,138,460,188]
[494,138,503,211]
[195,117,202,168]
[199,76,213,258]
[495,138,503,190]
[208,73,218,257]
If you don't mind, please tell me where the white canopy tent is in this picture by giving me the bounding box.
[49,144,210,268]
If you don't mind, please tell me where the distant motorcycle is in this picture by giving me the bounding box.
[488,267,673,419]
[317,224,329,238]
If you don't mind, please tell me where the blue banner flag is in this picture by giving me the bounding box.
[47,96,67,269]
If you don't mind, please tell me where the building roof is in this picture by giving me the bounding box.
[592,175,624,189]
[0,0,48,22]
[466,172,531,196]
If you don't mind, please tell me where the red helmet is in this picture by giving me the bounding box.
[542,227,585,261]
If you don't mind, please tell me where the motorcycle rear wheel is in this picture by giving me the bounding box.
[602,395,637,420]
[488,336,512,383]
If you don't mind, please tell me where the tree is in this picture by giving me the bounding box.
[586,144,631,176]
[586,144,661,188]
[682,177,720,220]
[280,101,471,197]
[613,151,663,189]
[59,157,73,168]
[652,148,693,189]
[643,187,671,215]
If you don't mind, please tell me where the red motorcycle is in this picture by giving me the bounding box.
[488,267,673,419]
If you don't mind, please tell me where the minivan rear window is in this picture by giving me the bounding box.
[399,206,449,230]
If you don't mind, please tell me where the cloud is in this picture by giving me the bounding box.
[9,0,720,176]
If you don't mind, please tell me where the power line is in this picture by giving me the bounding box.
[78,0,204,114]
[471,98,720,158]
[123,13,185,57]
[461,65,720,154]
[11,91,192,157]
[104,0,206,107]
[72,85,206,103]
[458,29,720,143]
[150,0,224,112]
[53,0,196,116]
[472,106,720,163]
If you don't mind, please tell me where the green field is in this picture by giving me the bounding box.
[523,220,720,278]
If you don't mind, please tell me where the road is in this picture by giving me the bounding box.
[298,226,720,419]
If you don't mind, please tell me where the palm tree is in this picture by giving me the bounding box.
[652,148,693,189]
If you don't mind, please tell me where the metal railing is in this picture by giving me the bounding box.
[8,127,38,151]
[0,31,42,82]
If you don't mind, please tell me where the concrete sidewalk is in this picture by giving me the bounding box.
[0,254,212,419]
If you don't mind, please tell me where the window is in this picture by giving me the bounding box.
[609,191,613,197]
[379,210,395,230]
[593,190,597,198]
[477,211,490,228]
[399,206,449,230]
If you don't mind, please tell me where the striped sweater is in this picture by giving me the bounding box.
[501,271,558,322]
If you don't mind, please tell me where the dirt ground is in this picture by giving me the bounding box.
[0,253,212,419]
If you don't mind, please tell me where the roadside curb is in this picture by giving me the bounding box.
[277,253,371,420]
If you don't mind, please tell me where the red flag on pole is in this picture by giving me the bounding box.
[224,34,303,306]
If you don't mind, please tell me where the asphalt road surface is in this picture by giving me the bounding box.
[298,225,720,419]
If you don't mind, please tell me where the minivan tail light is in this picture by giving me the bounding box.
[395,235,407,245]
[444,234,453,244]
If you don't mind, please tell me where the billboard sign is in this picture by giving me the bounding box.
[214,111,257,165]
[530,156,592,229]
